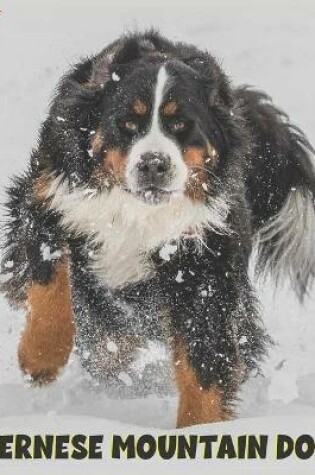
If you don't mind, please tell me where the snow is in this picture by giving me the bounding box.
[118,371,133,387]
[4,260,14,269]
[159,243,178,261]
[111,71,121,82]
[106,340,119,353]
[0,1,315,473]
[239,336,248,345]
[131,340,169,376]
[40,243,62,262]
[202,182,208,191]
[268,367,299,404]
[175,270,184,283]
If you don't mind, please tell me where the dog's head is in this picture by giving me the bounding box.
[42,32,239,208]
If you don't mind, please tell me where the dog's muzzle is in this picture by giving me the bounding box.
[136,152,172,188]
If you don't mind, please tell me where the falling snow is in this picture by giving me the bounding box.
[112,71,120,82]
[175,270,184,283]
[40,243,62,262]
[159,243,177,261]
[0,0,314,451]
[106,340,118,353]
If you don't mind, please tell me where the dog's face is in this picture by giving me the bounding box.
[92,59,221,205]
[48,38,234,209]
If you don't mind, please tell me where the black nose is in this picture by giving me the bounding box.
[137,152,171,185]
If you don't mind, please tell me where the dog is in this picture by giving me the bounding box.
[1,30,315,428]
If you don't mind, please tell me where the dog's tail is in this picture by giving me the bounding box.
[236,86,315,301]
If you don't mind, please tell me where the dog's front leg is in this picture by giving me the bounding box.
[18,257,75,385]
[169,261,266,428]
[173,337,231,428]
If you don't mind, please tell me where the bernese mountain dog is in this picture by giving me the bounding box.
[1,30,315,428]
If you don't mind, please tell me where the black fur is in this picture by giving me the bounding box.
[1,30,315,414]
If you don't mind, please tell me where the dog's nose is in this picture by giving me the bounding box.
[137,153,171,184]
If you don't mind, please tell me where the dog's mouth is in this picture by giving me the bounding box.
[124,187,180,205]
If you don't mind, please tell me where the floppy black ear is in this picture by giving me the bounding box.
[55,34,157,114]
[56,44,123,107]
[183,54,234,109]
[58,37,142,98]
[89,36,158,88]
[88,42,135,87]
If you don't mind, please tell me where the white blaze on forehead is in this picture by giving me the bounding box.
[126,65,188,192]
[151,65,169,136]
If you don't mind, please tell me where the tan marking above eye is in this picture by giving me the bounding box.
[133,99,147,116]
[125,120,139,133]
[163,100,178,116]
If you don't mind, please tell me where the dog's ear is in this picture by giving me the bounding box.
[60,38,143,95]
[89,37,157,88]
[183,54,233,109]
[58,42,129,106]
[57,37,158,113]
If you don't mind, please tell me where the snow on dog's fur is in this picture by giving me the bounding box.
[1,30,315,428]
[50,179,230,288]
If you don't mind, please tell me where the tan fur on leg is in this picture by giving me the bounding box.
[18,258,75,384]
[174,339,231,428]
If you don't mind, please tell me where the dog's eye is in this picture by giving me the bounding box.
[170,120,188,134]
[124,120,139,133]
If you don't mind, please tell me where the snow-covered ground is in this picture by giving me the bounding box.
[0,0,315,469]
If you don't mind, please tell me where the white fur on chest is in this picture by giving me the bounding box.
[49,181,229,289]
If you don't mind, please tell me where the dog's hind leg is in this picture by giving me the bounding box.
[18,257,75,385]
[169,245,267,428]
